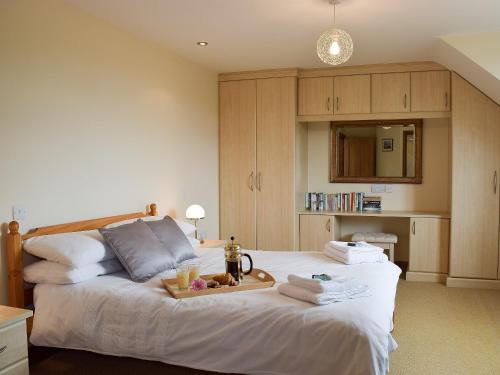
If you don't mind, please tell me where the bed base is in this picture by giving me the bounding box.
[6,203,158,333]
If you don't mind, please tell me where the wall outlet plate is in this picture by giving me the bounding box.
[385,184,394,193]
[371,184,386,193]
[12,205,27,221]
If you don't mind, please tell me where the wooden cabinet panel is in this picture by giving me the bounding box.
[299,215,333,251]
[219,80,257,249]
[409,218,450,273]
[334,75,371,114]
[298,77,334,116]
[411,71,450,112]
[256,77,296,250]
[372,73,410,113]
[450,73,500,279]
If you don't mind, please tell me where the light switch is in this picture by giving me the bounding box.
[12,205,27,221]
[371,184,386,193]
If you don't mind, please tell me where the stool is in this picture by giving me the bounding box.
[351,232,398,262]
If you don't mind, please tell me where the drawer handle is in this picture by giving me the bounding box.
[336,96,340,112]
[0,345,7,354]
[326,218,331,232]
[404,93,407,109]
[327,97,331,112]
[412,221,416,235]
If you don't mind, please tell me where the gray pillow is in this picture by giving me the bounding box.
[143,216,196,263]
[99,220,176,282]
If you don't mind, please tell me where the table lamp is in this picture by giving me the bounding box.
[186,204,205,242]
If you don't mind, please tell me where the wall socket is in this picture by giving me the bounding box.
[371,184,394,193]
[12,205,28,221]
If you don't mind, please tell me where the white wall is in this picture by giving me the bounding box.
[0,0,219,305]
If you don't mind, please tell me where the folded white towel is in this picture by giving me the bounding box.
[324,246,388,265]
[278,282,370,305]
[288,273,351,294]
[327,241,384,254]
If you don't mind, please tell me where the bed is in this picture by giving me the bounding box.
[6,204,401,375]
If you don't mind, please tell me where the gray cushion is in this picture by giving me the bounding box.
[99,220,176,282]
[143,216,196,263]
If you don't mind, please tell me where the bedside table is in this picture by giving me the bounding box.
[0,306,33,375]
[198,239,227,248]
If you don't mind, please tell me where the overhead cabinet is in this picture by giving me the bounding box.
[219,77,296,251]
[297,69,451,117]
[334,75,371,114]
[411,71,451,112]
[298,77,333,116]
[372,72,410,113]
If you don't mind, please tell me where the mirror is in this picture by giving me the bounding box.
[330,119,422,183]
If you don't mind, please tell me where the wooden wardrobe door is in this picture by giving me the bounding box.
[256,77,296,250]
[219,80,257,249]
[450,73,500,279]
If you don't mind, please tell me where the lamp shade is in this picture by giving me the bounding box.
[186,204,205,219]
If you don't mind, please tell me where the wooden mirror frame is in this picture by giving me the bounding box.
[330,119,423,184]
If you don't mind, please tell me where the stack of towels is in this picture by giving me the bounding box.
[324,241,388,265]
[277,274,370,305]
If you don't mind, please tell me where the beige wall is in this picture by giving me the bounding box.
[307,118,451,212]
[0,0,219,305]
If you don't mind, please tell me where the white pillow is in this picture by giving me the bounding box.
[23,259,123,285]
[23,230,116,267]
[105,216,196,236]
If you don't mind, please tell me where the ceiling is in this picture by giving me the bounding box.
[67,0,500,73]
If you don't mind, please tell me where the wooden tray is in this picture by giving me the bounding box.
[162,268,275,299]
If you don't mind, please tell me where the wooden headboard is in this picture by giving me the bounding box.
[5,203,158,330]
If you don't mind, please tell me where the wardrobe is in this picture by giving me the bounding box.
[449,73,500,284]
[219,76,296,250]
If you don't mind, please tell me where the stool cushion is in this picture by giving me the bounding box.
[352,232,398,243]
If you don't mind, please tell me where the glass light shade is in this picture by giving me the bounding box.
[186,204,205,219]
[317,28,353,65]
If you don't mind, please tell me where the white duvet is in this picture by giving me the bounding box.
[31,248,401,375]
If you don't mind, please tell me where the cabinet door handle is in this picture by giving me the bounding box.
[444,92,448,108]
[257,172,262,192]
[0,345,7,354]
[326,218,331,232]
[248,171,254,191]
[412,221,416,235]
[336,97,340,112]
[404,93,407,109]
[327,97,331,112]
[494,171,498,194]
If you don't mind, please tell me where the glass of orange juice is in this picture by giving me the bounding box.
[188,260,201,283]
[176,264,190,291]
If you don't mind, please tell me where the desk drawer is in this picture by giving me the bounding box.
[0,322,28,371]
[0,359,29,375]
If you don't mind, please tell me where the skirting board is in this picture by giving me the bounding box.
[446,277,500,290]
[406,271,447,283]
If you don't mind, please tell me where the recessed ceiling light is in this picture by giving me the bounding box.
[197,41,208,46]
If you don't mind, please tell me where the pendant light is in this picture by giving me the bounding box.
[317,0,353,65]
